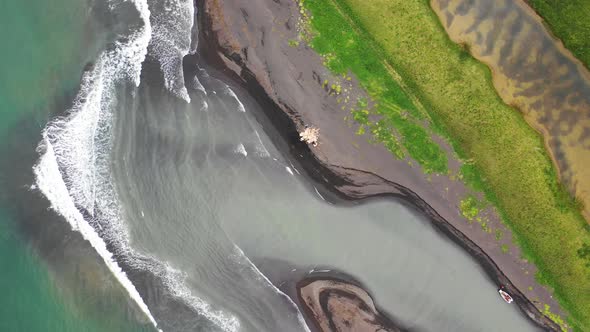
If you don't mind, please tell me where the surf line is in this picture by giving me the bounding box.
[30,0,162,328]
[233,245,312,332]
[34,139,161,330]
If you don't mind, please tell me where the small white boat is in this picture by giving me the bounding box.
[499,289,514,303]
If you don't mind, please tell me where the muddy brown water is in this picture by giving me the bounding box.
[431,0,590,220]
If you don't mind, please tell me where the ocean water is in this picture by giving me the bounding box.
[0,0,98,132]
[6,0,542,331]
[0,208,150,332]
[0,0,153,331]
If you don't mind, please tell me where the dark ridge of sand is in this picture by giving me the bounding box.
[194,0,562,330]
[298,276,403,332]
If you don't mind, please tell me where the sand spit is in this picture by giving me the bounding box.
[298,277,402,332]
[196,0,562,330]
[431,0,590,220]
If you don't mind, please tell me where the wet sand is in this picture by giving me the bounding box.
[197,0,562,330]
[430,0,590,220]
[249,258,405,332]
[298,277,402,332]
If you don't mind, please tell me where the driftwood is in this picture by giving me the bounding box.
[300,126,319,146]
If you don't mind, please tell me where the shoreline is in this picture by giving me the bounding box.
[296,274,404,332]
[195,0,560,330]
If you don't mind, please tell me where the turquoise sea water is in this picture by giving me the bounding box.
[0,210,82,331]
[0,209,143,332]
[1,0,88,131]
[0,0,150,331]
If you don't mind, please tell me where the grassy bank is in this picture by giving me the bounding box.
[299,0,590,330]
[525,0,590,68]
[296,0,448,174]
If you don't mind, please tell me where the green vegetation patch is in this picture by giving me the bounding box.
[525,0,590,69]
[544,304,570,332]
[298,0,448,174]
[288,39,300,47]
[300,0,590,329]
[501,244,510,254]
[579,243,590,268]
[459,196,480,221]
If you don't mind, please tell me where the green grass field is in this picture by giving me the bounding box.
[297,0,448,174]
[299,0,590,330]
[525,0,590,69]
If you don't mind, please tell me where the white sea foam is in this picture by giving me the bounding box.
[34,0,299,330]
[232,246,312,332]
[225,87,247,113]
[191,75,207,95]
[314,187,326,201]
[160,264,240,332]
[289,162,301,175]
[31,0,237,329]
[286,166,294,175]
[148,0,194,102]
[235,143,248,157]
[253,130,271,157]
[121,249,240,332]
[33,139,160,330]
[32,0,159,328]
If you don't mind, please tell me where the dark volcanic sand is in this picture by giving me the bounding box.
[298,277,402,332]
[249,258,404,332]
[196,0,563,330]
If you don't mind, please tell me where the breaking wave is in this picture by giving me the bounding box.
[224,87,247,113]
[33,0,158,328]
[32,0,237,330]
[231,246,311,332]
[148,0,194,102]
[35,138,160,329]
[32,0,312,331]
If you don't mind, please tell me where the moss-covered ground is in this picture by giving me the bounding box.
[525,0,590,69]
[297,0,448,174]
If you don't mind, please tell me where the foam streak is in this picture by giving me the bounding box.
[33,139,160,329]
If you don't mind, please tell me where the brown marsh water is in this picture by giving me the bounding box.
[430,0,590,220]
